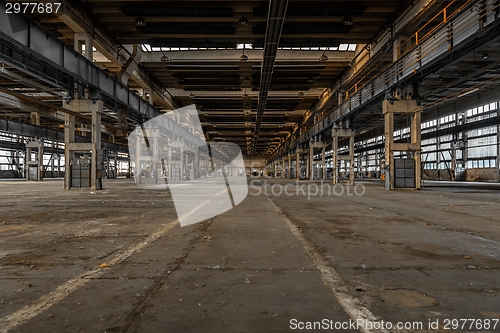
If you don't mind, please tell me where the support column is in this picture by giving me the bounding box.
[349,135,355,184]
[167,146,172,181]
[305,152,310,179]
[30,112,40,126]
[74,32,93,61]
[497,122,500,181]
[204,155,208,178]
[180,145,185,180]
[288,155,292,179]
[91,101,103,190]
[135,131,142,184]
[332,128,355,184]
[151,128,159,184]
[383,99,422,190]
[64,99,103,190]
[194,151,199,179]
[25,141,44,181]
[322,147,326,181]
[309,145,314,181]
[296,152,300,180]
[332,136,338,184]
[117,108,127,138]
[64,114,75,189]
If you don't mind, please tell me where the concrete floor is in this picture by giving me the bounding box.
[0,177,499,332]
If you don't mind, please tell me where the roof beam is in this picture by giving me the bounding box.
[141,50,355,63]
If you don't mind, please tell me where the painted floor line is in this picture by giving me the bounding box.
[0,199,211,333]
[268,198,401,333]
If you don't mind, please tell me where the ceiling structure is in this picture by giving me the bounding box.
[23,0,411,156]
[4,0,497,160]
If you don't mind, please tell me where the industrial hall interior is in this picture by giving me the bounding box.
[1,0,500,332]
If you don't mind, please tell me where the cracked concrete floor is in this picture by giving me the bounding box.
[0,178,499,332]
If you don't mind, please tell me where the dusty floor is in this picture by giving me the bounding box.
[0,177,499,332]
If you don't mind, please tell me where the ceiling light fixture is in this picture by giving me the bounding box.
[319,52,328,62]
[240,53,248,62]
[189,92,195,99]
[482,53,489,60]
[134,17,146,27]
[238,16,249,25]
[160,54,170,62]
[341,16,353,26]
[298,91,305,98]
[243,76,250,83]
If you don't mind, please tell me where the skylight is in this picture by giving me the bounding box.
[141,43,358,52]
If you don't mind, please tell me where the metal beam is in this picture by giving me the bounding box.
[55,0,177,110]
[252,0,289,155]
[280,0,500,156]
[141,49,355,63]
[0,117,128,153]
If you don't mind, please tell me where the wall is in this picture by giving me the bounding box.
[243,155,267,176]
[465,168,499,182]
[0,170,21,178]
[423,168,499,182]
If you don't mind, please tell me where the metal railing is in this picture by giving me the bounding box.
[277,0,498,159]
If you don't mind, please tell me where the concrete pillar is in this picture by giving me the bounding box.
[167,146,172,181]
[322,147,326,181]
[180,145,184,180]
[384,110,394,189]
[91,102,102,190]
[383,99,422,190]
[57,154,61,177]
[349,136,355,184]
[306,152,310,179]
[204,155,208,178]
[135,132,142,184]
[296,152,300,180]
[152,129,158,184]
[64,114,75,189]
[64,99,103,190]
[411,111,422,187]
[117,108,127,137]
[113,155,118,178]
[309,145,314,181]
[497,122,500,181]
[30,112,40,126]
[332,136,339,184]
[332,128,355,184]
[436,118,441,180]
[25,141,44,181]
[74,32,93,61]
[194,151,199,179]
[287,155,291,179]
